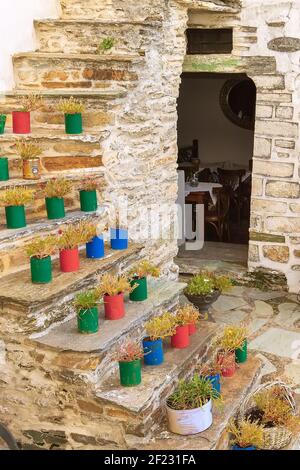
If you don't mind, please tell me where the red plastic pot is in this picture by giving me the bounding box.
[217,351,236,378]
[171,325,190,349]
[12,111,31,134]
[188,322,197,336]
[59,247,80,273]
[104,293,125,320]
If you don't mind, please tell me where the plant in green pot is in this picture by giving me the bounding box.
[79,177,99,212]
[44,178,73,220]
[96,273,134,320]
[0,187,35,229]
[0,152,9,181]
[143,312,176,366]
[128,260,160,302]
[228,418,264,450]
[57,96,85,135]
[26,235,57,284]
[0,114,7,134]
[16,139,42,180]
[184,271,232,311]
[116,339,144,387]
[166,375,222,435]
[74,289,100,334]
[215,325,247,378]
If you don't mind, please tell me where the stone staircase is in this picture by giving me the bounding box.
[0,0,265,450]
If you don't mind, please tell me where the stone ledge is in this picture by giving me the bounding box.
[0,127,103,143]
[96,322,219,415]
[3,88,126,100]
[133,356,262,449]
[13,52,142,63]
[32,280,186,354]
[34,19,161,27]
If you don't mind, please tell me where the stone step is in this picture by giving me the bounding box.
[0,89,126,131]
[31,280,186,382]
[95,321,220,439]
[0,167,105,224]
[60,0,165,22]
[0,128,104,177]
[13,52,141,90]
[0,243,142,332]
[133,356,262,449]
[35,19,159,55]
[0,210,105,278]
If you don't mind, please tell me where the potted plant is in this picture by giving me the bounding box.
[199,363,223,394]
[216,325,248,378]
[85,222,105,260]
[184,272,232,311]
[143,312,176,366]
[57,221,94,273]
[73,289,100,334]
[228,418,264,450]
[16,140,42,180]
[96,273,133,320]
[0,155,9,181]
[127,261,160,302]
[0,187,35,229]
[116,340,143,387]
[110,211,128,250]
[12,94,43,134]
[177,304,206,336]
[230,326,248,364]
[166,375,222,435]
[170,309,194,350]
[44,178,73,220]
[26,235,57,284]
[0,114,7,134]
[57,96,85,135]
[79,177,99,212]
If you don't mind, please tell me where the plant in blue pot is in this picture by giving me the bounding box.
[128,260,160,302]
[110,211,128,250]
[143,312,176,366]
[228,418,264,450]
[85,222,105,260]
[199,362,223,394]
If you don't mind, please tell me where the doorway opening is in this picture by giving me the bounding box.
[177,72,256,268]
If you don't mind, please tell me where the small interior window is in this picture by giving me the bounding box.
[186,28,233,55]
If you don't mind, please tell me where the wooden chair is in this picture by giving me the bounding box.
[205,187,230,241]
[217,168,245,225]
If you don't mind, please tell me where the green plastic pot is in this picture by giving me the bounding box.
[65,113,83,135]
[235,339,248,364]
[30,256,52,284]
[77,307,99,334]
[5,205,26,229]
[0,157,9,181]
[80,190,97,212]
[0,115,6,134]
[45,197,65,220]
[129,277,148,302]
[119,359,142,387]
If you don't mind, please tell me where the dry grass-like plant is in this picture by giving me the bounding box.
[227,418,265,448]
[58,221,97,250]
[0,187,35,206]
[115,339,144,363]
[216,325,248,353]
[128,260,160,280]
[16,140,42,160]
[26,235,57,259]
[96,273,133,297]
[73,289,99,312]
[144,312,177,341]
[44,178,73,198]
[80,177,100,192]
[19,94,43,112]
[57,96,85,114]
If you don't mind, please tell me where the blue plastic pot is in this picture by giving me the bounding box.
[110,228,128,250]
[232,445,256,451]
[206,374,221,394]
[86,236,104,259]
[143,338,164,366]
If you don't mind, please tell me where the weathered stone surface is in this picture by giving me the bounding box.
[275,106,294,119]
[266,217,300,234]
[250,327,300,359]
[253,160,294,178]
[251,177,263,197]
[275,139,295,149]
[284,363,300,386]
[253,137,271,158]
[263,245,289,263]
[252,199,287,214]
[252,300,274,318]
[268,37,300,53]
[266,180,300,199]
[212,295,249,313]
[249,231,285,243]
[275,302,300,328]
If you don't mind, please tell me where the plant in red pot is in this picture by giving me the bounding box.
[215,325,248,378]
[16,140,42,180]
[0,187,35,229]
[170,309,191,350]
[44,178,73,220]
[57,220,96,273]
[74,289,100,334]
[57,96,85,135]
[79,177,99,213]
[26,235,57,284]
[116,339,144,387]
[177,304,207,336]
[127,260,160,302]
[12,94,43,134]
[96,273,134,320]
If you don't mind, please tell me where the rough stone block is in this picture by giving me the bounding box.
[253,160,294,178]
[255,120,298,137]
[266,180,300,198]
[252,198,287,213]
[253,137,271,158]
[275,106,294,120]
[263,245,289,263]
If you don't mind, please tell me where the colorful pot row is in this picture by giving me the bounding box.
[30,232,128,282]
[216,341,248,378]
[7,112,83,135]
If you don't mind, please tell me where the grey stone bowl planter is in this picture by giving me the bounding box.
[185,289,221,311]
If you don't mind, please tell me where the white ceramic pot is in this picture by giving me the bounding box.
[166,399,213,435]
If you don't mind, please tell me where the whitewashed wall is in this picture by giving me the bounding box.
[0,0,59,91]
